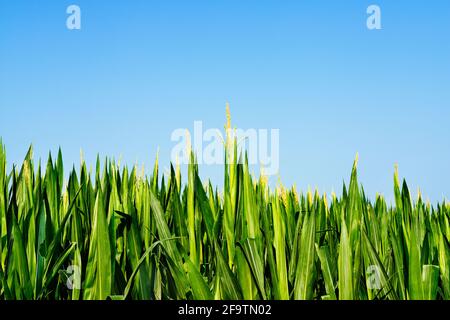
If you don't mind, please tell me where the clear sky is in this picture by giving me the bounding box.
[1,0,449,203]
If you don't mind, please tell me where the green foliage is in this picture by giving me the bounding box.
[0,135,448,300]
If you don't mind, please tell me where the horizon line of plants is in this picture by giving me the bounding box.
[1,117,449,300]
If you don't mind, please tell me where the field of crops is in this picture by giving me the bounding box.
[0,122,449,300]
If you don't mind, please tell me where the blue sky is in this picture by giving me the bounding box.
[1,0,449,203]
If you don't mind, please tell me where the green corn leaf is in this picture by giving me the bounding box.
[294,210,316,300]
[10,216,33,299]
[338,220,353,300]
[239,238,267,300]
[422,265,439,300]
[83,190,112,300]
[316,244,337,300]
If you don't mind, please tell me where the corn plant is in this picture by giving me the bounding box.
[0,114,449,300]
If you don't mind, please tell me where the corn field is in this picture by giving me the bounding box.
[0,123,449,300]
